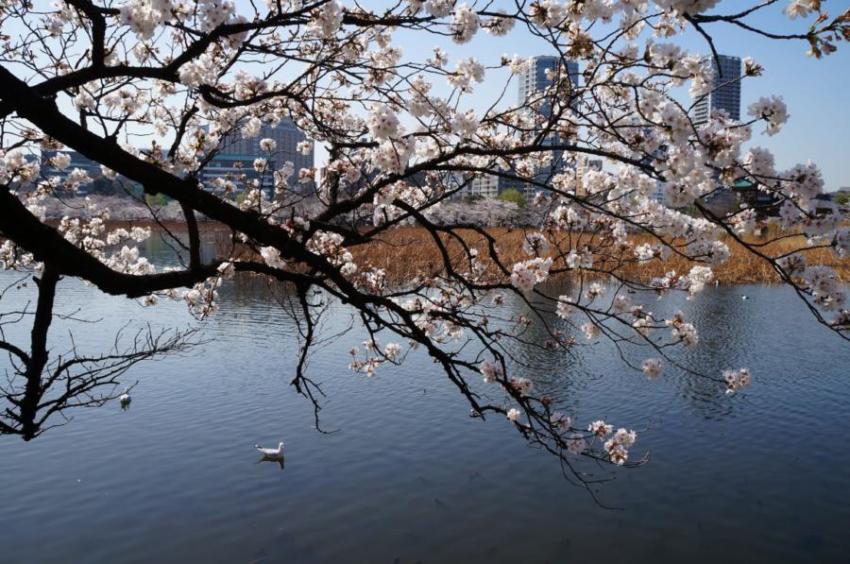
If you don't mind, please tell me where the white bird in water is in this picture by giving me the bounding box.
[255,442,285,459]
[742,295,749,300]
[119,390,131,410]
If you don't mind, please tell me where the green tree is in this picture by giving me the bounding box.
[145,192,170,207]
[498,188,527,208]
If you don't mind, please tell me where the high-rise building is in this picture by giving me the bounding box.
[221,118,313,177]
[465,174,501,199]
[197,154,276,194]
[463,56,580,200]
[517,56,580,196]
[518,55,580,107]
[207,118,315,195]
[692,55,742,124]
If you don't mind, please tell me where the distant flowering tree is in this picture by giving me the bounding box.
[1,0,849,490]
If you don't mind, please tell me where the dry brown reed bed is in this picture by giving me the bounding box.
[348,227,850,286]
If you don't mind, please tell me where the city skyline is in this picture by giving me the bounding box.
[41,118,315,196]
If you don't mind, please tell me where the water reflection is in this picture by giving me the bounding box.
[257,455,285,471]
[138,224,231,268]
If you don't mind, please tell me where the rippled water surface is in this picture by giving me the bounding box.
[2,250,850,562]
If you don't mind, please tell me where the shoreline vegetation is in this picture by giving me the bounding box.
[348,227,850,286]
[198,225,850,287]
[43,197,849,286]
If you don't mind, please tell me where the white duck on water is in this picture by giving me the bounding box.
[255,442,285,459]
[119,390,131,409]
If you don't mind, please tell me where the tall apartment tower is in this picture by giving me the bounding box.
[222,118,313,175]
[464,56,580,200]
[203,118,315,195]
[517,55,580,107]
[693,55,742,124]
[517,56,580,195]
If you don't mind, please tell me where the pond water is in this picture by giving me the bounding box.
[1,235,850,563]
